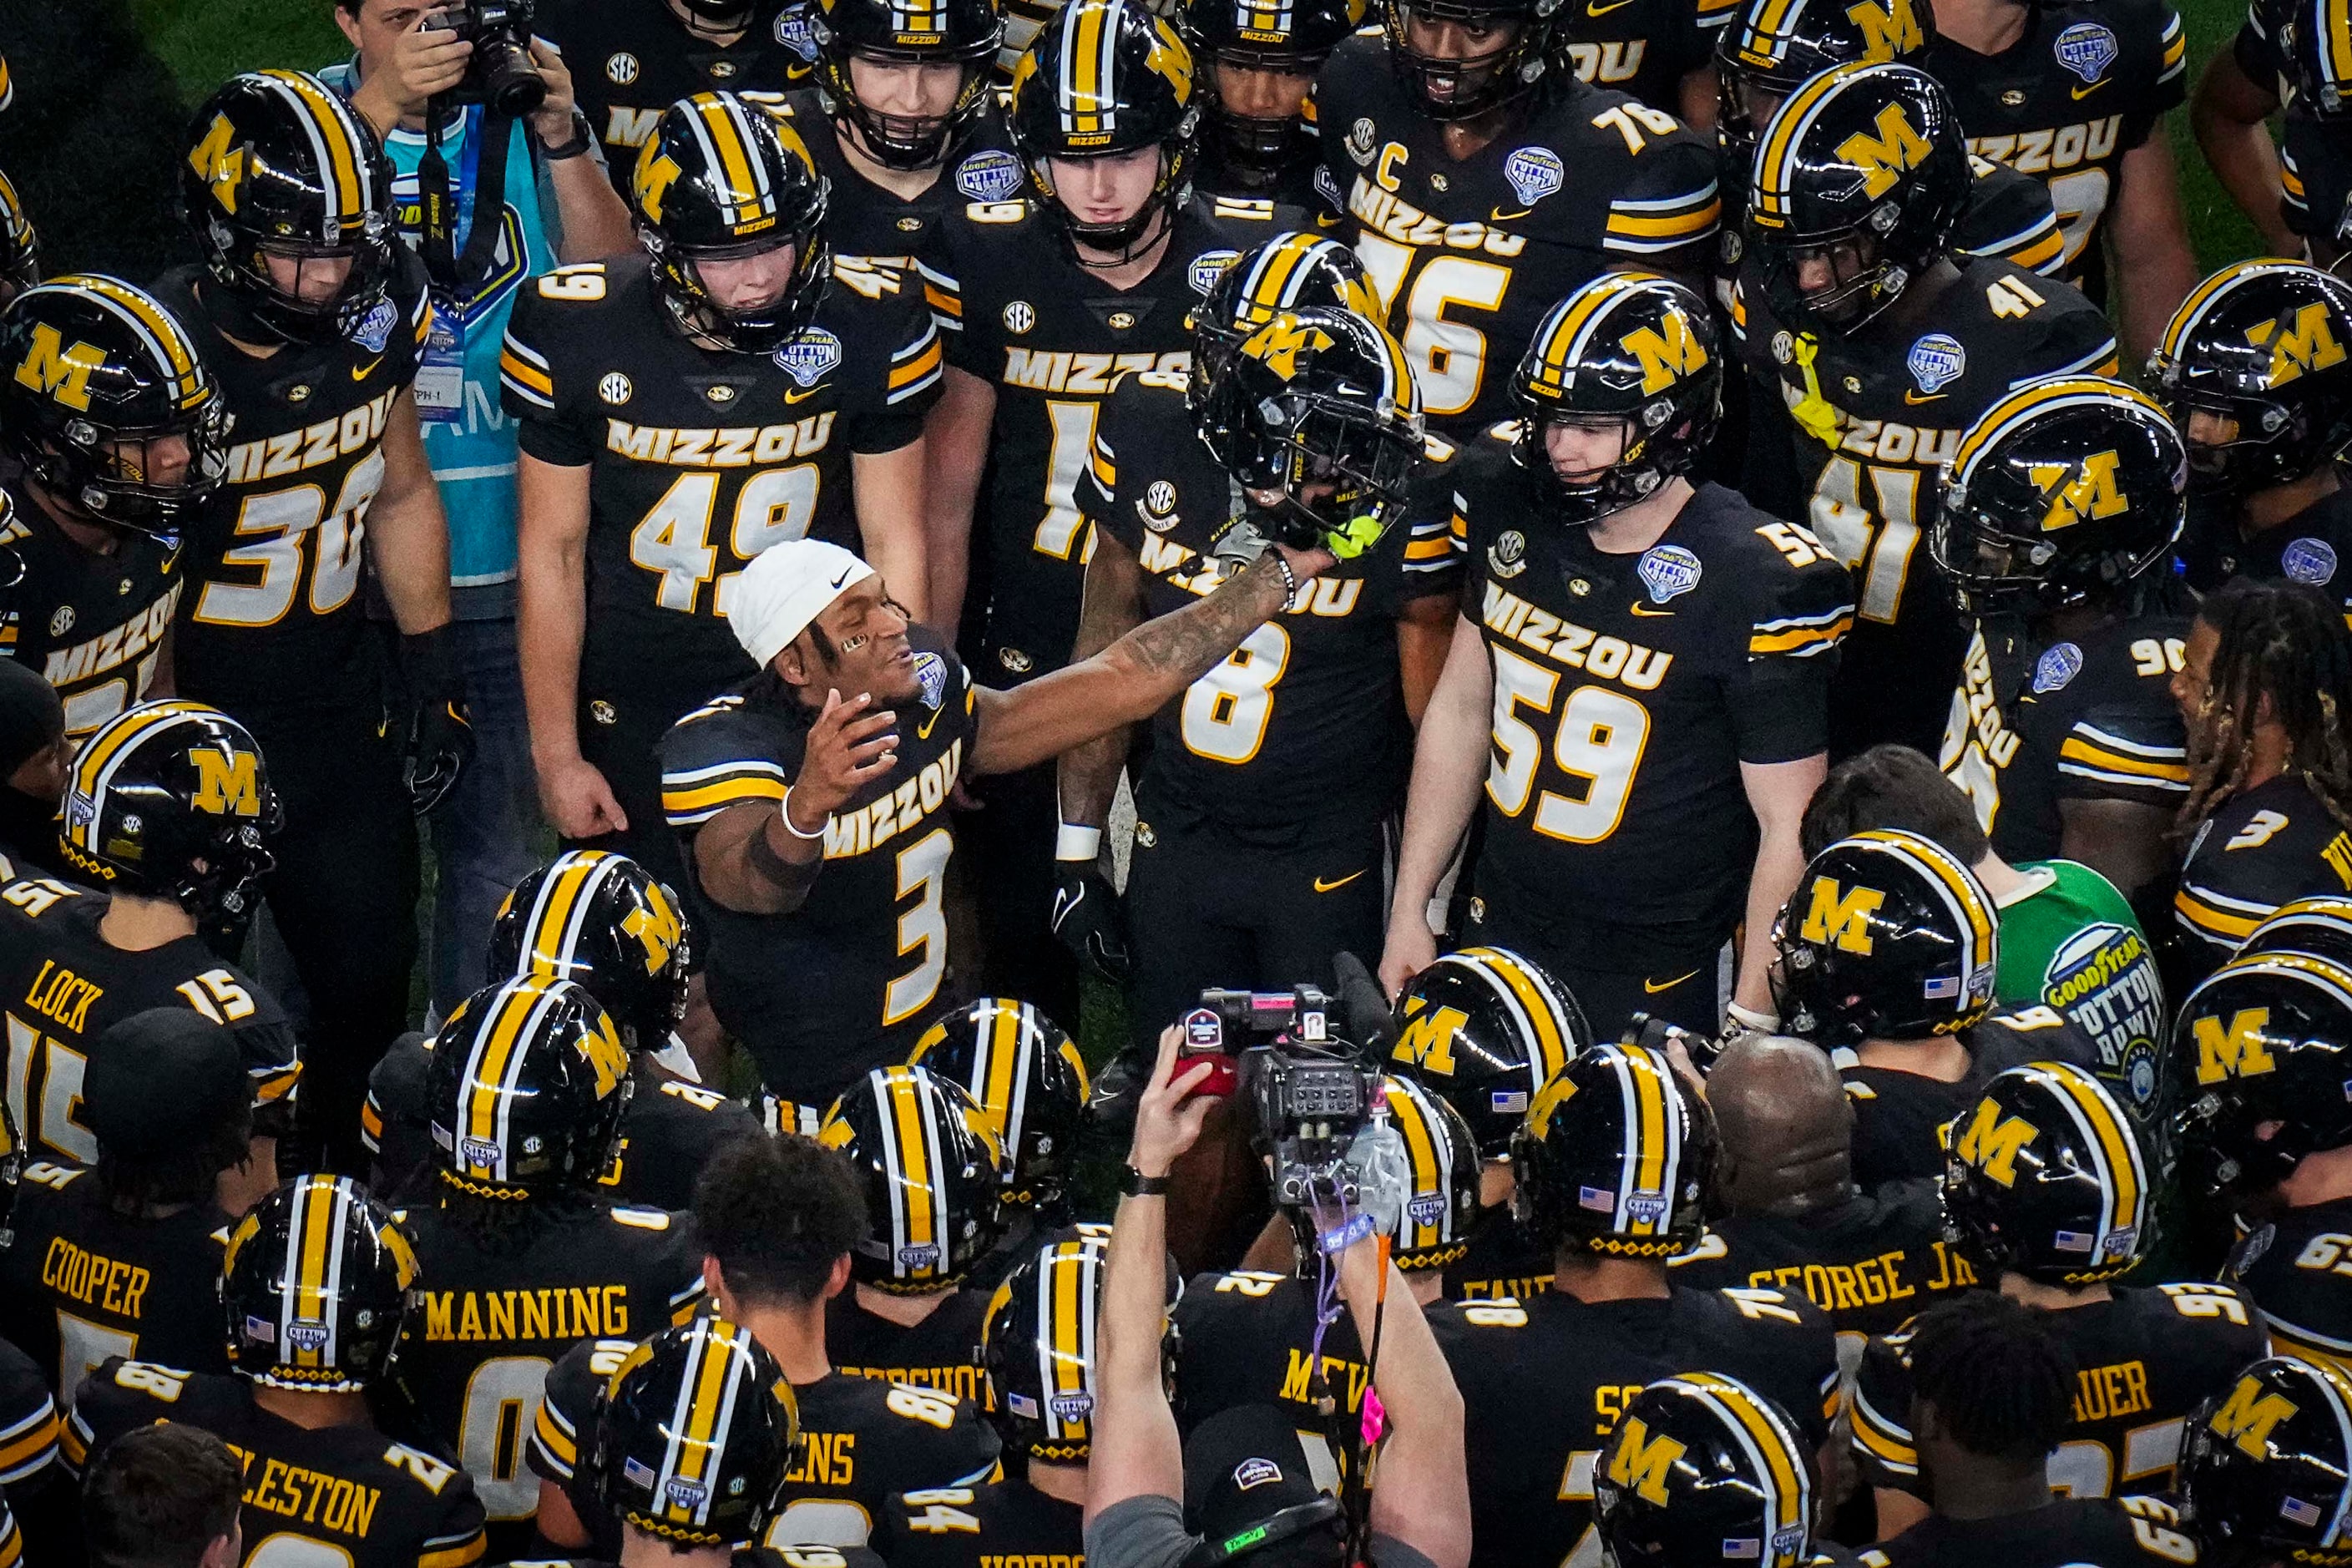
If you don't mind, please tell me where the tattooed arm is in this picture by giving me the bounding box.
[971,546,1327,777]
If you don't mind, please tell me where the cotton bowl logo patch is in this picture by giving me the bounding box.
[1315,164,1342,209]
[349,298,397,354]
[1624,1192,1668,1223]
[2285,535,2340,585]
[1187,249,1240,296]
[1503,146,1565,207]
[898,1243,941,1269]
[664,1478,708,1511]
[2033,640,2082,693]
[2041,921,2163,1106]
[459,1137,502,1170]
[1234,1458,1284,1490]
[775,6,819,58]
[914,650,948,711]
[1906,333,1965,394]
[956,149,1024,202]
[286,1319,331,1352]
[1636,544,1702,603]
[1407,1192,1447,1227]
[1049,1392,1094,1420]
[774,328,843,387]
[2054,21,2118,82]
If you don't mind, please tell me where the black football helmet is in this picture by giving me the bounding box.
[0,276,230,538]
[1197,305,1424,557]
[1380,0,1559,120]
[1509,271,1722,526]
[1181,0,1365,181]
[910,998,1090,1211]
[1714,0,1930,172]
[1773,830,2000,1047]
[812,0,1002,169]
[1512,1041,1716,1259]
[426,974,635,1197]
[1189,231,1381,413]
[2286,0,2352,118]
[1934,376,2186,615]
[2172,949,2352,1198]
[1942,1061,2151,1287]
[0,1099,22,1243]
[1006,0,1201,261]
[2242,896,2352,969]
[588,1314,800,1548]
[2149,260,2352,497]
[0,166,38,300]
[1596,1374,1817,1568]
[1748,62,1970,331]
[2183,1356,2352,1568]
[488,851,700,1054]
[180,71,397,346]
[58,701,280,918]
[222,1175,421,1393]
[634,92,833,353]
[982,1234,1108,1461]
[1387,946,1589,1160]
[1381,1075,1482,1272]
[821,1065,1006,1292]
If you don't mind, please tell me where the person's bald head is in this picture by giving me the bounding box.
[1709,1034,1854,1216]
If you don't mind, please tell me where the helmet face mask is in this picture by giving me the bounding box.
[815,0,1004,173]
[2148,260,2352,499]
[1381,0,1549,121]
[1181,0,1364,177]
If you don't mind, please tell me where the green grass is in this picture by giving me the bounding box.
[132,0,349,95]
[2172,0,2266,273]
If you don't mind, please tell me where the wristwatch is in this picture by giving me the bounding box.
[1119,1163,1171,1198]
[539,109,595,160]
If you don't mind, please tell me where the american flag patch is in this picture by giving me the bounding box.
[1722,1539,1762,1559]
[1923,975,1960,999]
[2053,1230,2095,1253]
[625,1457,656,1488]
[2284,1496,2323,1526]
[1579,1186,1617,1213]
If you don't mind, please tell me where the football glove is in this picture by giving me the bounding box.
[1050,858,1132,986]
[399,625,474,817]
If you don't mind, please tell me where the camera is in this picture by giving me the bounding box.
[1191,986,1377,1211]
[422,0,547,118]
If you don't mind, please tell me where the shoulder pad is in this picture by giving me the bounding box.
[607,1206,675,1230]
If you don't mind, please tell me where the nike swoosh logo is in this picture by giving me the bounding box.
[1050,886,1080,928]
[1903,389,1947,405]
[352,357,382,381]
[2070,79,2107,99]
[916,706,943,739]
[1586,0,1638,16]
[1490,205,1534,223]
[1628,604,1674,617]
[1644,967,1702,994]
[1313,870,1368,893]
[782,384,829,404]
[831,568,854,589]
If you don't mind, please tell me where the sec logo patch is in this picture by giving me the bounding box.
[599,372,633,405]
[1004,301,1036,334]
[605,53,640,84]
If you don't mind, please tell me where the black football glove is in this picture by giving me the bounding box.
[1050,858,1132,986]
[399,625,475,817]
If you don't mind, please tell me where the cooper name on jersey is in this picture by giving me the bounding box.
[1479,580,1673,690]
[603,412,839,468]
[219,384,402,483]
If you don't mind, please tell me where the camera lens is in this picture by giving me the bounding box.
[477,36,549,117]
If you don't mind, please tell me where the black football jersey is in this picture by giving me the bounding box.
[771,89,1026,265]
[825,1287,993,1408]
[1853,1285,2268,1500]
[2282,114,2352,246]
[1668,1180,1975,1343]
[150,252,432,716]
[1077,368,1457,836]
[1171,1269,1373,1443]
[2232,0,2289,100]
[931,193,1293,684]
[1554,0,1730,110]
[0,1338,56,1500]
[1443,1208,1559,1303]
[64,1358,488,1568]
[393,1199,705,1536]
[1858,1495,2204,1568]
[501,253,939,723]
[2174,775,2352,987]
[1313,41,1719,434]
[874,1478,1084,1567]
[1454,458,1854,968]
[1937,609,2191,866]
[1432,1285,1841,1568]
[1837,1004,2111,1185]
[539,0,812,195]
[2183,483,2352,619]
[658,635,979,1101]
[0,875,301,1165]
[2226,1197,2352,1376]
[1922,0,2188,297]
[0,1160,233,1398]
[0,488,182,743]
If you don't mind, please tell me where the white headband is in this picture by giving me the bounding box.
[730,540,876,669]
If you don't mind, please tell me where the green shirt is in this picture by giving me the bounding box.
[1992,858,2167,1113]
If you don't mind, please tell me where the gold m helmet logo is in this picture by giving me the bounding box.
[1605,1416,1687,1506]
[1391,1001,1469,1076]
[1799,876,1884,954]
[634,151,684,225]
[1845,0,1925,58]
[1241,315,1333,381]
[2027,450,2127,533]
[582,1011,631,1100]
[1621,310,1708,395]
[186,112,246,215]
[620,888,684,977]
[1141,18,1195,100]
[190,748,261,817]
[1836,101,1933,200]
[2248,301,2349,387]
[2193,1005,2278,1086]
[13,323,107,412]
[1955,1098,2037,1186]
[2209,1374,2299,1459]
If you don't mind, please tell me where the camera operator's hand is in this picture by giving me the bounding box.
[524,36,579,145]
[350,10,473,137]
[1128,1026,1217,1180]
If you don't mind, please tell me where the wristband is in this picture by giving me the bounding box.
[778,794,827,841]
[1056,824,1102,862]
[1726,1002,1779,1034]
[1269,549,1299,606]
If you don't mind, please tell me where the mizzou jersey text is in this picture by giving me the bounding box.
[1555,0,1731,110]
[392,1201,704,1538]
[1838,1005,2109,1184]
[929,194,1292,683]
[1453,457,1852,972]
[1431,1286,1840,1568]
[2175,777,2352,987]
[772,90,1026,264]
[2227,1199,2352,1376]
[1860,1495,2203,1568]
[2183,485,2352,622]
[0,488,181,741]
[0,1161,232,1399]
[65,1358,488,1568]
[1171,1269,1372,1449]
[1313,42,1719,433]
[875,1479,1084,1567]
[1737,258,2117,756]
[659,633,979,1100]
[150,251,432,716]
[1669,1179,1974,1343]
[0,876,300,1166]
[1852,1285,2268,1501]
[825,1287,994,1408]
[1923,0,2187,296]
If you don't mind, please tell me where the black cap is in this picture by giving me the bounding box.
[1184,1405,1341,1558]
[87,1008,246,1156]
[0,657,61,779]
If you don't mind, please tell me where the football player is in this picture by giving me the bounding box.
[923,0,1297,1025]
[0,277,211,744]
[1931,377,2192,905]
[63,1175,489,1568]
[1774,831,2114,1180]
[1860,1293,2204,1566]
[2190,0,2299,255]
[1592,1375,1824,1568]
[1852,1063,2267,1537]
[0,701,298,1177]
[1311,0,1720,437]
[1183,0,1366,205]
[0,165,34,308]
[530,1124,999,1554]
[2284,111,2352,271]
[1739,61,2118,760]
[157,72,466,1173]
[2177,1355,2352,1568]
[1383,271,1854,1039]
[1431,1041,1840,1568]
[0,1104,68,1567]
[1919,0,2194,360]
[396,974,705,1550]
[363,849,761,1207]
[2155,260,2352,620]
[508,92,939,891]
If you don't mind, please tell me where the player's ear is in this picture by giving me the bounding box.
[824,1252,852,1301]
[702,1254,731,1312]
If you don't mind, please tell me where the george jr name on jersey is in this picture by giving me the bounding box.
[220,387,402,484]
[1479,581,1672,690]
[999,349,1189,394]
[604,412,837,467]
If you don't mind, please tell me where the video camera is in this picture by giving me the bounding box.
[1184,985,1390,1216]
[422,0,547,118]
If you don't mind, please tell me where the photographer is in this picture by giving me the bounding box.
[323,0,633,1014]
[1088,1027,1471,1568]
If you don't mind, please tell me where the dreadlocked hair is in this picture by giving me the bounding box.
[2179,577,2352,836]
[1904,1292,2076,1464]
